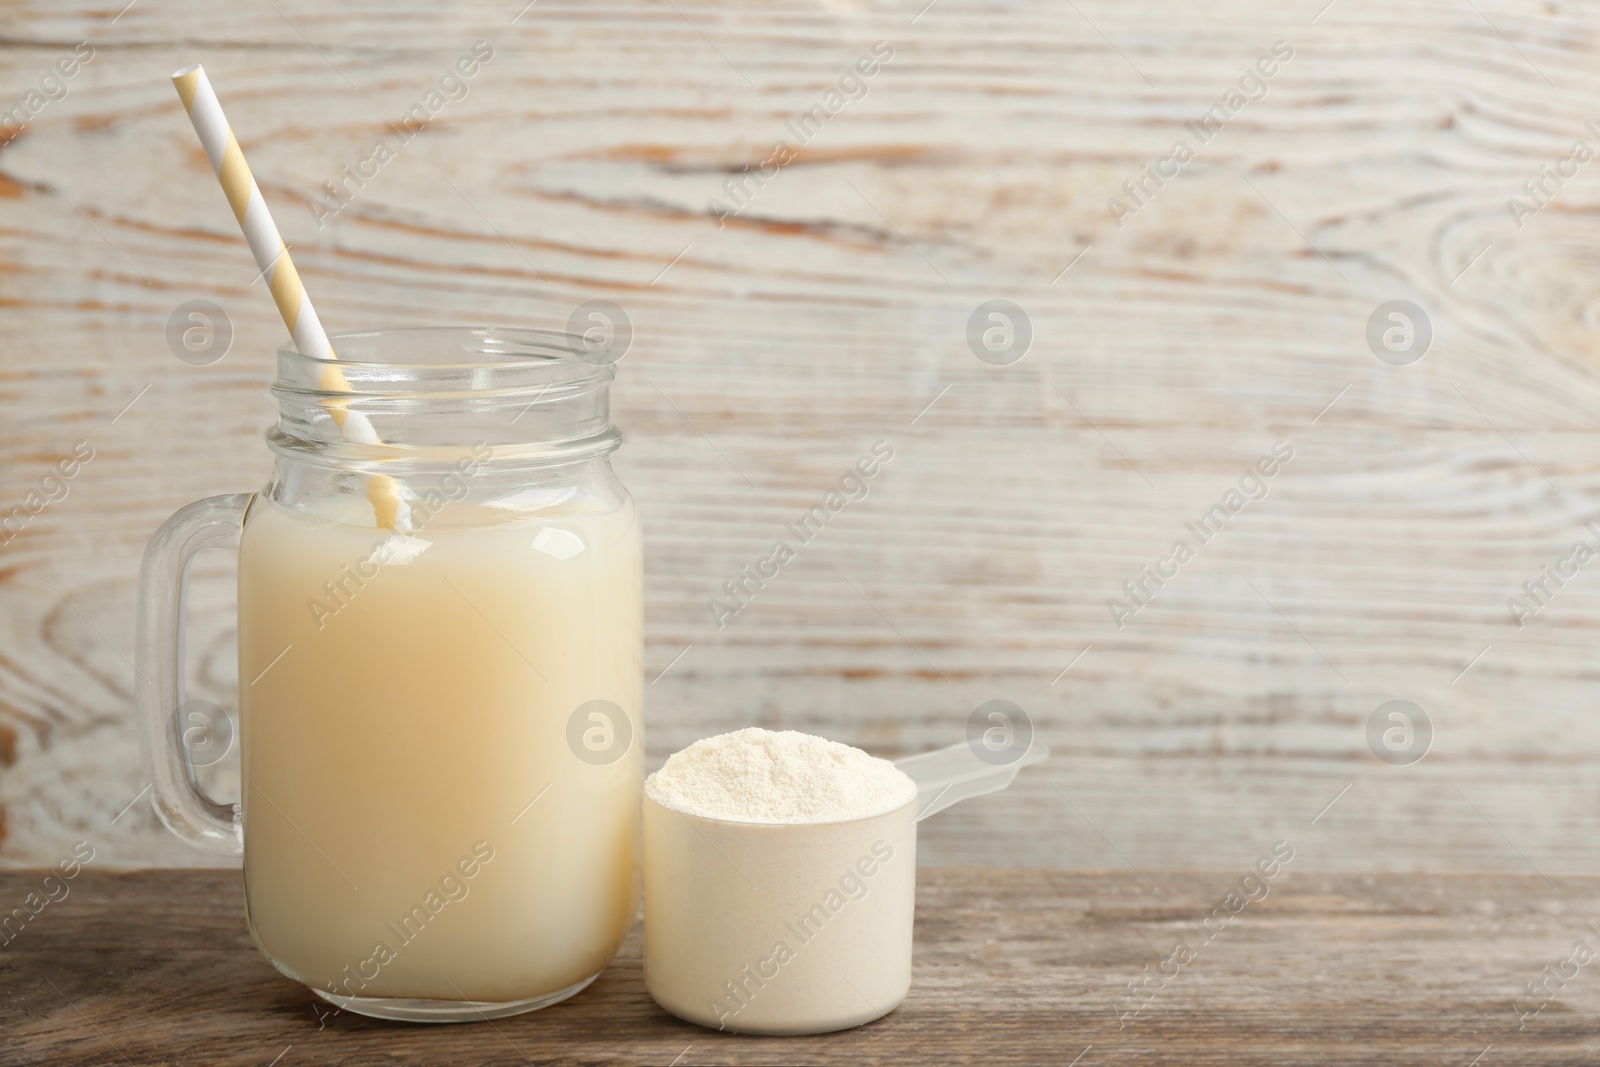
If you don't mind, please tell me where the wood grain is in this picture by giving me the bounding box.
[2,0,1600,873]
[3,868,1599,1065]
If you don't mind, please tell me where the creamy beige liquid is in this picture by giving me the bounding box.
[238,493,642,1004]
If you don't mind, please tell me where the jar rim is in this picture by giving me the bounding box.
[267,326,622,472]
[276,326,616,381]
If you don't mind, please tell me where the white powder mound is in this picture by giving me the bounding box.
[645,728,918,824]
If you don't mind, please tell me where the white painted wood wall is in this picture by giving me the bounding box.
[2,0,1596,876]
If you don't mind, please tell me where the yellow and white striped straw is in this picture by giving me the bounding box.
[171,64,406,530]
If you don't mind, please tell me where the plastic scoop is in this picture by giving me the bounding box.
[645,732,1049,1035]
[895,739,1049,822]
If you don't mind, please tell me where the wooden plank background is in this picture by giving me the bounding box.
[1,0,1598,875]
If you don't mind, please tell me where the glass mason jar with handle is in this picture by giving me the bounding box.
[135,328,642,1022]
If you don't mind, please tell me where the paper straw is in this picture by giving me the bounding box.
[171,64,406,530]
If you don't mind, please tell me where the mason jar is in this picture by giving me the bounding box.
[135,327,642,1021]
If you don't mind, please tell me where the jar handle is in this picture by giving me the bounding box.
[135,493,253,855]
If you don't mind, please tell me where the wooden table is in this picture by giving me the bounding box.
[3,868,1597,1065]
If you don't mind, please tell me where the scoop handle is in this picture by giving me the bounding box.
[895,740,1049,822]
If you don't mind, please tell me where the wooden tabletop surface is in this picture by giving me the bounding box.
[3,867,1598,1066]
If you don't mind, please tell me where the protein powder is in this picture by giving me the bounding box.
[645,728,917,824]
